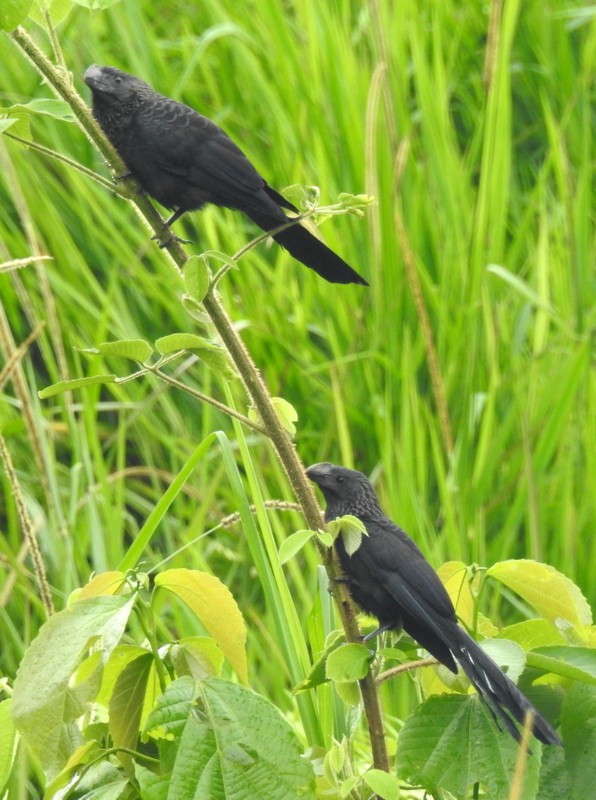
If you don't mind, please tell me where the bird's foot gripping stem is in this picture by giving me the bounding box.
[151,228,193,248]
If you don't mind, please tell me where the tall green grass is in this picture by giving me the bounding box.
[1,0,594,781]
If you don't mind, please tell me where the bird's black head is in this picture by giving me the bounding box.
[306,462,383,519]
[84,65,152,107]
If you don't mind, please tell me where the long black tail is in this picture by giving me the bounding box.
[453,627,561,745]
[245,208,368,286]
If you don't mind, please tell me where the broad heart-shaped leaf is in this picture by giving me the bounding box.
[155,569,247,685]
[395,694,541,800]
[146,676,315,800]
[487,559,592,626]
[326,643,373,683]
[12,595,135,778]
[38,373,117,398]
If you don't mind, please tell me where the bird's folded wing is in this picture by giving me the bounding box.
[358,518,456,637]
[135,101,266,199]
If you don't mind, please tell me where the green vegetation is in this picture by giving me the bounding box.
[1,1,594,798]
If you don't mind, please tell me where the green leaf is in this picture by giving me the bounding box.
[42,741,105,800]
[155,568,248,684]
[327,515,368,555]
[326,643,373,683]
[118,433,217,572]
[135,763,169,800]
[561,683,596,800]
[145,677,315,798]
[29,0,75,28]
[0,700,17,793]
[0,0,33,31]
[108,652,154,773]
[395,694,541,800]
[334,680,360,706]
[170,636,225,681]
[12,595,135,778]
[293,631,344,692]
[96,644,152,709]
[529,646,596,685]
[278,529,315,565]
[324,742,345,779]
[488,264,557,314]
[315,529,333,548]
[272,397,298,436]
[199,345,238,378]
[7,98,76,122]
[94,339,153,362]
[497,619,567,650]
[155,334,236,376]
[184,257,210,302]
[363,769,401,800]
[38,374,117,398]
[488,559,592,626]
[154,333,219,355]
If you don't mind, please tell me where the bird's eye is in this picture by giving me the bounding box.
[114,77,122,84]
[336,476,345,483]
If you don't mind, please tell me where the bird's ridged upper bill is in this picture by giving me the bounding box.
[83,64,105,90]
[305,462,334,483]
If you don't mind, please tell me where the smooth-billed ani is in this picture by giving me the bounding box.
[306,462,561,745]
[84,65,367,286]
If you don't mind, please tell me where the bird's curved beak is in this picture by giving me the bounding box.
[305,462,333,486]
[84,64,107,92]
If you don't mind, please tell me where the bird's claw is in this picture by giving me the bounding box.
[151,231,193,248]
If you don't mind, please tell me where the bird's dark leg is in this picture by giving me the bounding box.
[151,208,192,248]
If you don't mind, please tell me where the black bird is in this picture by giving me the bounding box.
[83,65,367,286]
[306,462,561,745]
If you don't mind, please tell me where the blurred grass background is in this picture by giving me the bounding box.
[1,0,594,779]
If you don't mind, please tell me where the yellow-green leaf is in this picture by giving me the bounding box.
[278,529,315,564]
[155,568,247,684]
[488,559,592,626]
[70,571,127,603]
[38,374,117,398]
[96,339,153,362]
[184,258,210,302]
[155,333,219,355]
[272,397,298,436]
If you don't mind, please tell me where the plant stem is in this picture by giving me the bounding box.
[10,28,389,772]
